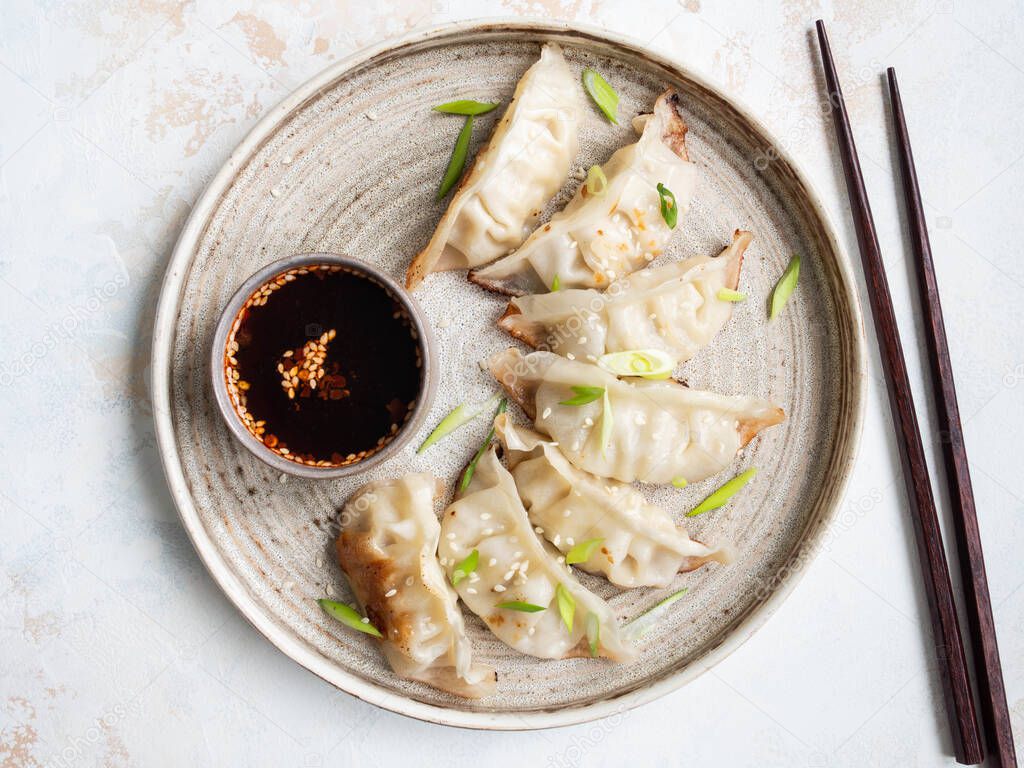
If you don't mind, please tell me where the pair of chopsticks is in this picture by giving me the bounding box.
[815,20,1016,768]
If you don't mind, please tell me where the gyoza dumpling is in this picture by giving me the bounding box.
[487,348,784,484]
[406,44,582,289]
[498,231,752,363]
[495,414,733,588]
[470,90,698,295]
[335,474,496,698]
[438,448,635,661]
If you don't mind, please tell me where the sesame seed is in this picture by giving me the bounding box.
[493,584,506,593]
[542,407,552,419]
[446,532,456,540]
[405,576,414,586]
[483,528,494,536]
[384,588,397,597]
[584,417,594,427]
[467,587,477,595]
[488,558,497,567]
[480,513,491,520]
[513,551,523,559]
[563,509,572,517]
[566,353,575,360]
[534,526,544,534]
[566,537,575,546]
[528,627,536,635]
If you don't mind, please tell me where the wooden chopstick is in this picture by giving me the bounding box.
[814,20,984,765]
[887,67,1018,768]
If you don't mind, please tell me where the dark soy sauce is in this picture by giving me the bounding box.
[225,264,421,467]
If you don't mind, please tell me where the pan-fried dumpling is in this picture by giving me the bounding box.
[406,44,582,289]
[438,448,635,661]
[487,348,784,484]
[499,231,752,363]
[495,414,733,588]
[335,474,496,698]
[470,90,698,295]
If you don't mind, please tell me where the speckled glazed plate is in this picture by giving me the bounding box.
[152,19,866,729]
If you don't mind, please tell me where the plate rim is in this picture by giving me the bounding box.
[151,17,867,731]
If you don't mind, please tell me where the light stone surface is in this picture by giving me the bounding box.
[0,1,1021,766]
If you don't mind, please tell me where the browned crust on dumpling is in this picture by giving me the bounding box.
[724,229,753,290]
[496,303,545,348]
[334,533,404,648]
[467,267,527,296]
[662,91,690,160]
[738,405,785,446]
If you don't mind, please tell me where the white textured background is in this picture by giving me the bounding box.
[1,1,1022,766]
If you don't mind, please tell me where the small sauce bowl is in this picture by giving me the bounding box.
[210,254,436,479]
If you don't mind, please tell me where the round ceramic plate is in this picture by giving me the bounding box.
[152,20,866,729]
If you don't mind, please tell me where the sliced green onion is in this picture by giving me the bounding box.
[624,588,688,640]
[686,468,757,517]
[582,68,619,124]
[717,287,747,302]
[585,164,608,196]
[656,183,678,229]
[597,349,675,380]
[437,115,474,199]
[565,538,603,565]
[559,385,604,406]
[551,274,561,292]
[496,601,546,613]
[586,612,600,657]
[418,393,500,453]
[769,254,800,319]
[458,398,508,492]
[451,549,479,586]
[555,583,575,633]
[672,476,688,488]
[433,100,499,116]
[600,389,613,457]
[318,598,382,638]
